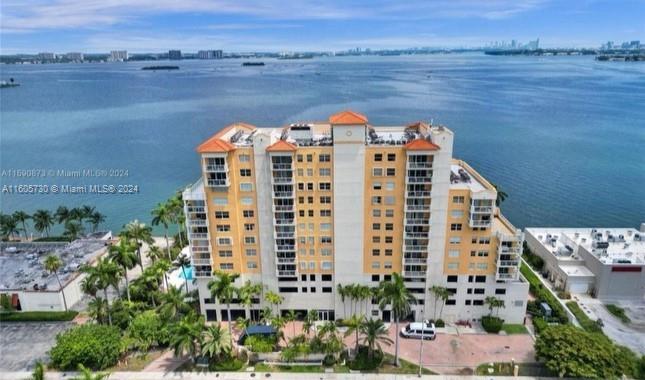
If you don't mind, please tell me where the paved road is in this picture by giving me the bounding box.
[0,322,72,371]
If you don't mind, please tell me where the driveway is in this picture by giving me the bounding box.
[0,322,72,371]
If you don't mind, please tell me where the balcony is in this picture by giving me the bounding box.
[205,164,228,172]
[190,246,210,254]
[277,257,296,264]
[469,218,492,228]
[405,191,431,198]
[404,232,429,239]
[192,258,212,266]
[405,204,430,212]
[186,206,205,213]
[407,162,433,169]
[407,176,432,183]
[275,231,296,239]
[471,205,493,213]
[272,163,293,170]
[274,219,295,225]
[276,245,295,251]
[498,259,520,267]
[273,191,294,198]
[403,270,427,278]
[496,272,519,281]
[187,219,207,227]
[207,179,229,187]
[405,218,430,226]
[272,177,294,184]
[194,270,213,277]
[277,270,297,277]
[403,245,427,252]
[403,257,427,264]
[272,205,294,212]
[189,232,209,240]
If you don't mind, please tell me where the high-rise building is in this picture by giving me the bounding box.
[168,50,182,60]
[65,52,84,61]
[183,111,528,323]
[38,52,56,60]
[197,50,223,59]
[109,50,128,62]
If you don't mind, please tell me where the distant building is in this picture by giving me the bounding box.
[169,50,182,60]
[109,50,128,62]
[65,52,84,61]
[197,50,223,59]
[38,52,56,60]
[525,226,645,300]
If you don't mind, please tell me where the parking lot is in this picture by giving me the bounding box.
[0,322,72,371]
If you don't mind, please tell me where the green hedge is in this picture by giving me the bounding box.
[605,304,631,324]
[33,236,72,242]
[522,242,544,271]
[520,264,568,323]
[0,310,78,322]
[532,318,548,334]
[50,324,123,370]
[482,316,504,333]
[566,301,603,334]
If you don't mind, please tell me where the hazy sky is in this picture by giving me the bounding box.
[1,0,643,53]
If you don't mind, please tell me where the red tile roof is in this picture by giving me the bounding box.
[266,140,297,152]
[329,110,368,125]
[196,138,236,153]
[404,138,440,151]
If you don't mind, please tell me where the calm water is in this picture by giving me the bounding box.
[1,54,644,233]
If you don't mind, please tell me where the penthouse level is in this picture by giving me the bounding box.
[184,110,528,324]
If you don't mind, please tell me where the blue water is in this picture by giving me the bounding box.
[178,266,194,280]
[1,54,644,232]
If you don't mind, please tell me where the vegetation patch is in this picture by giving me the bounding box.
[565,301,603,334]
[605,304,631,324]
[476,362,554,376]
[245,335,278,353]
[501,324,528,335]
[50,324,123,370]
[32,236,72,242]
[521,263,569,324]
[210,355,245,371]
[481,316,504,333]
[0,310,78,322]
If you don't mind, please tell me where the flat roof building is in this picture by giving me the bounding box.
[525,227,645,300]
[184,111,528,324]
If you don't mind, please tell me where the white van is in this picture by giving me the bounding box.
[400,321,436,340]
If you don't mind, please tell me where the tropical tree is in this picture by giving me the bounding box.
[157,285,189,320]
[63,221,84,241]
[337,284,347,318]
[44,255,68,311]
[169,313,204,362]
[235,316,250,331]
[201,323,232,360]
[147,245,164,264]
[151,203,173,259]
[12,211,31,239]
[429,286,450,320]
[87,297,108,324]
[30,361,45,380]
[122,220,153,271]
[0,215,19,240]
[108,238,138,301]
[152,259,172,292]
[484,296,505,316]
[69,207,84,223]
[80,276,99,300]
[173,253,191,293]
[88,211,106,233]
[360,318,393,360]
[264,290,283,316]
[237,280,262,321]
[82,258,121,325]
[302,309,318,337]
[55,206,70,224]
[208,271,240,345]
[377,272,416,366]
[318,321,344,359]
[285,309,298,337]
[168,194,186,248]
[492,183,508,206]
[260,306,273,323]
[344,314,365,354]
[33,209,54,237]
[80,205,95,230]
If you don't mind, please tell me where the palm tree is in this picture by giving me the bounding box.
[12,211,31,239]
[152,259,172,292]
[429,285,450,320]
[0,215,19,240]
[63,221,84,241]
[80,205,95,230]
[69,207,84,223]
[264,290,283,316]
[360,318,393,360]
[108,238,138,301]
[337,284,347,318]
[485,296,505,317]
[55,206,70,224]
[344,314,364,354]
[208,271,240,345]
[151,203,173,259]
[44,255,68,311]
[492,183,508,206]
[285,309,298,337]
[82,258,121,325]
[302,309,318,337]
[169,313,204,362]
[87,297,108,323]
[32,209,54,237]
[147,245,163,264]
[201,324,232,360]
[237,281,262,321]
[72,364,109,380]
[260,306,273,324]
[123,220,153,271]
[378,272,416,366]
[80,276,99,300]
[235,316,250,331]
[158,285,189,320]
[173,253,191,293]
[88,211,106,232]
[30,361,45,380]
[168,194,186,248]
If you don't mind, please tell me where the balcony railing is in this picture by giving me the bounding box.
[275,232,295,239]
[190,246,210,254]
[405,204,430,211]
[277,270,296,277]
[189,232,209,240]
[205,164,227,172]
[406,191,431,197]
[273,191,294,198]
[274,219,295,225]
[498,260,520,267]
[272,177,294,184]
[186,207,205,213]
[469,219,492,228]
[407,177,432,183]
[471,206,493,213]
[496,272,518,280]
[187,219,207,226]
[407,162,433,169]
[403,257,427,264]
[405,219,430,225]
[192,258,212,266]
[194,270,212,277]
[404,232,429,238]
[403,270,427,277]
[272,164,293,170]
[277,257,296,264]
[276,245,295,251]
[273,205,294,212]
[403,245,427,252]
[207,179,229,187]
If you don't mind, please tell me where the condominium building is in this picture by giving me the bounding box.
[109,50,128,62]
[168,50,182,60]
[197,50,223,59]
[184,111,528,324]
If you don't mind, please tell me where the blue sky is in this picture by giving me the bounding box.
[1,0,643,53]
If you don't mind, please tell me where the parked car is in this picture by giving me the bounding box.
[400,321,436,340]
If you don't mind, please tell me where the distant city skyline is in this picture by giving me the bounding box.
[1,0,644,54]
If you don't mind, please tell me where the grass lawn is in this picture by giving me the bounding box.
[476,362,554,376]
[501,324,528,335]
[566,301,603,334]
[605,304,631,324]
[0,310,78,322]
[254,363,349,373]
[109,350,165,371]
[379,354,436,375]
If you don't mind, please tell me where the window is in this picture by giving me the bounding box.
[476,263,488,270]
[319,154,331,162]
[473,300,484,306]
[308,210,314,217]
[217,237,232,246]
[310,274,316,281]
[447,262,459,270]
[372,236,381,243]
[306,154,313,162]
[372,209,381,217]
[384,196,395,205]
[279,287,298,293]
[373,182,382,190]
[244,223,255,231]
[240,183,253,192]
[247,262,258,269]
[320,196,331,204]
[372,223,381,230]
[320,223,331,231]
[297,154,303,162]
[298,183,305,191]
[241,197,253,205]
[385,223,393,231]
[371,262,381,269]
[243,210,254,218]
[240,169,251,177]
[495,289,506,295]
[307,168,313,176]
[300,262,306,270]
[372,274,380,282]
[308,261,315,270]
[297,168,304,176]
[386,168,396,176]
[474,288,485,294]
[514,300,523,307]
[470,250,477,257]
[374,153,383,161]
[373,168,383,176]
[307,183,314,191]
[216,225,230,232]
[465,300,472,305]
[244,236,256,245]
[310,287,316,293]
[384,261,392,269]
[239,154,250,162]
[448,250,460,258]
[478,251,489,257]
[372,196,382,205]
[322,274,332,281]
[385,236,393,244]
[245,249,257,256]
[319,182,331,191]
[321,248,332,256]
[385,181,395,191]
[213,197,228,206]
[321,236,332,244]
[449,236,461,244]
[299,210,305,217]
[452,196,465,204]
[301,287,307,293]
[384,249,393,256]
[319,168,331,176]
[387,153,396,162]
[475,275,486,283]
[385,209,394,217]
[219,263,234,270]
[447,275,458,283]
[320,209,331,217]
[218,250,233,257]
[450,223,463,231]
[451,210,463,218]
[479,237,491,245]
[467,288,473,294]
[322,287,332,293]
[321,262,332,270]
[372,249,380,256]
